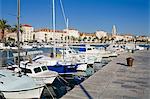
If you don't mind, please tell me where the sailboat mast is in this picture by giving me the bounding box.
[66,18,69,48]
[52,0,56,58]
[17,0,20,67]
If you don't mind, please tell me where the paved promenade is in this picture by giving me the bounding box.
[62,50,150,99]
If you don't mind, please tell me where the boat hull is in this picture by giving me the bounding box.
[2,87,44,99]
[33,76,57,84]
[47,65,78,74]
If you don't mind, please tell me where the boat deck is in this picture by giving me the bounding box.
[62,50,150,99]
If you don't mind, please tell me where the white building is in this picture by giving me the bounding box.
[33,29,68,43]
[63,28,79,38]
[5,32,17,40]
[114,35,124,41]
[22,24,34,42]
[95,30,107,39]
[148,37,150,42]
[123,34,134,41]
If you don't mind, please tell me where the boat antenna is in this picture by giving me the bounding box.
[52,0,56,58]
[17,0,21,68]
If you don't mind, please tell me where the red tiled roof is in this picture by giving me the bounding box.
[34,28,67,33]
[22,24,32,27]
[123,34,134,36]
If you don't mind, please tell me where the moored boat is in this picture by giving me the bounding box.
[0,69,44,98]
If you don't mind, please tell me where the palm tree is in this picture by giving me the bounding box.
[11,25,23,33]
[71,36,76,43]
[78,36,82,43]
[88,37,91,41]
[11,24,23,42]
[83,37,87,42]
[0,19,11,42]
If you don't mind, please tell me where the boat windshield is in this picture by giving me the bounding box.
[21,68,32,74]
[34,67,42,73]
[41,66,48,71]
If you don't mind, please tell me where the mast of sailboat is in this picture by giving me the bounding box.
[17,0,21,68]
[66,18,69,49]
[52,0,56,58]
[60,0,69,50]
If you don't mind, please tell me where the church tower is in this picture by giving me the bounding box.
[112,25,117,36]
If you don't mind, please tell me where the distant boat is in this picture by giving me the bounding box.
[79,44,117,58]
[107,44,125,54]
[59,47,95,76]
[67,45,102,63]
[0,70,44,98]
[59,47,89,70]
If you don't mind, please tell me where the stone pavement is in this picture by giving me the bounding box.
[62,50,150,99]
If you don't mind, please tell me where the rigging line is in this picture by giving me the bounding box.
[42,79,55,99]
[59,0,67,26]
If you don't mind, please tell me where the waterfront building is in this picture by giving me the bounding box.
[21,24,34,42]
[114,35,124,41]
[136,35,149,42]
[123,34,134,42]
[148,37,150,42]
[63,28,80,43]
[95,30,107,39]
[5,32,17,41]
[33,28,68,43]
[63,28,79,38]
[5,23,144,44]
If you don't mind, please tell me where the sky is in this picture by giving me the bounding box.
[0,0,149,36]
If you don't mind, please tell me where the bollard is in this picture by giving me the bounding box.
[126,57,134,66]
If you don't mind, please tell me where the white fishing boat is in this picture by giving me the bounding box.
[31,55,78,75]
[82,45,117,58]
[19,61,59,84]
[60,47,97,64]
[0,70,44,99]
